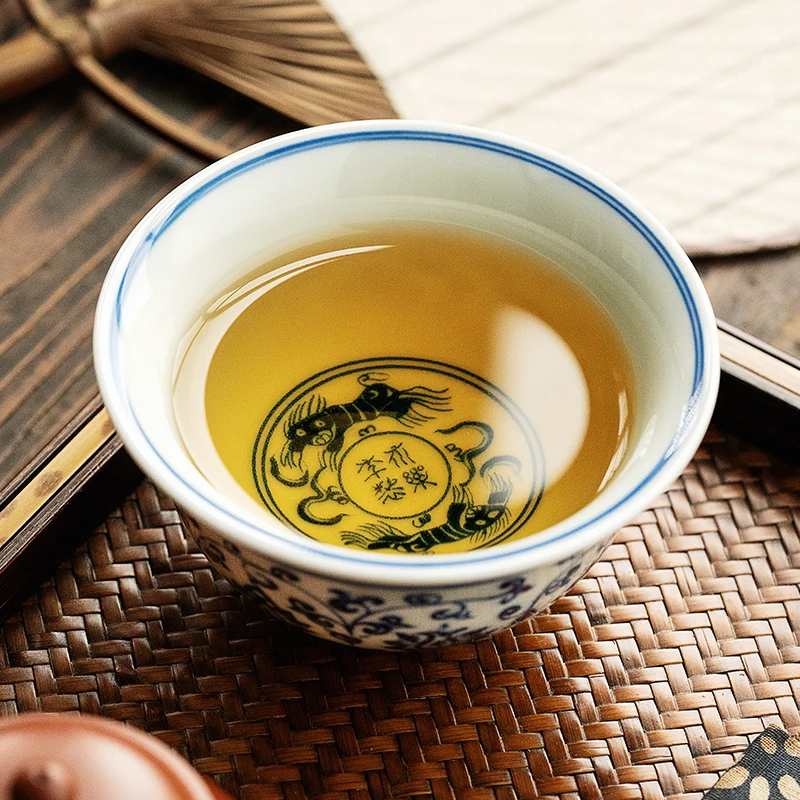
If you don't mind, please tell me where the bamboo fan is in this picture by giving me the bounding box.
[0,0,397,160]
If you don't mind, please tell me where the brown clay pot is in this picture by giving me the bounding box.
[0,713,232,800]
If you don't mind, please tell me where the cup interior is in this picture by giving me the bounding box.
[96,123,715,565]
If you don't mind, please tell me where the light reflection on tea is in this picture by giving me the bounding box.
[173,223,635,554]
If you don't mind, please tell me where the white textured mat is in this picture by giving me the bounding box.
[325,0,800,257]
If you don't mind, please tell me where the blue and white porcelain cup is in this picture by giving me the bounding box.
[94,121,719,649]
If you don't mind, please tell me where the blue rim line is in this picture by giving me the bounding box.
[108,128,706,568]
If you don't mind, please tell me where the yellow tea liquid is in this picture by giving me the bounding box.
[173,223,635,555]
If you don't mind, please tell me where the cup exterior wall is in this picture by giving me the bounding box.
[181,509,610,649]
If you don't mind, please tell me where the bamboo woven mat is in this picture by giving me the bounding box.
[1,426,800,800]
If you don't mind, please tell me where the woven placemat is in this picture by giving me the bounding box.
[1,426,799,800]
[326,0,800,258]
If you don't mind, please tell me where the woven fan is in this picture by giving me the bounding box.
[0,0,397,160]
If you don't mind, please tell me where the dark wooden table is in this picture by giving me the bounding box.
[0,6,302,495]
[697,249,800,358]
[1,5,798,497]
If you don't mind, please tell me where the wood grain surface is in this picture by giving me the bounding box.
[0,3,299,494]
[698,248,800,359]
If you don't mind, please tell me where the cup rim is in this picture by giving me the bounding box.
[94,119,720,587]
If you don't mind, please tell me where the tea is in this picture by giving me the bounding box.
[173,223,635,555]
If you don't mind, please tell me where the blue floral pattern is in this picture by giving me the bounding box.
[182,513,606,649]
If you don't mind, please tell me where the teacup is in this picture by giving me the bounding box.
[94,121,719,649]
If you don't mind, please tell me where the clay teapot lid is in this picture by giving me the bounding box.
[0,714,229,800]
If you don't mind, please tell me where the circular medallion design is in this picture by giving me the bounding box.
[338,432,452,519]
[253,358,545,554]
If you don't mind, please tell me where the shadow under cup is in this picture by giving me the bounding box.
[95,123,718,649]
